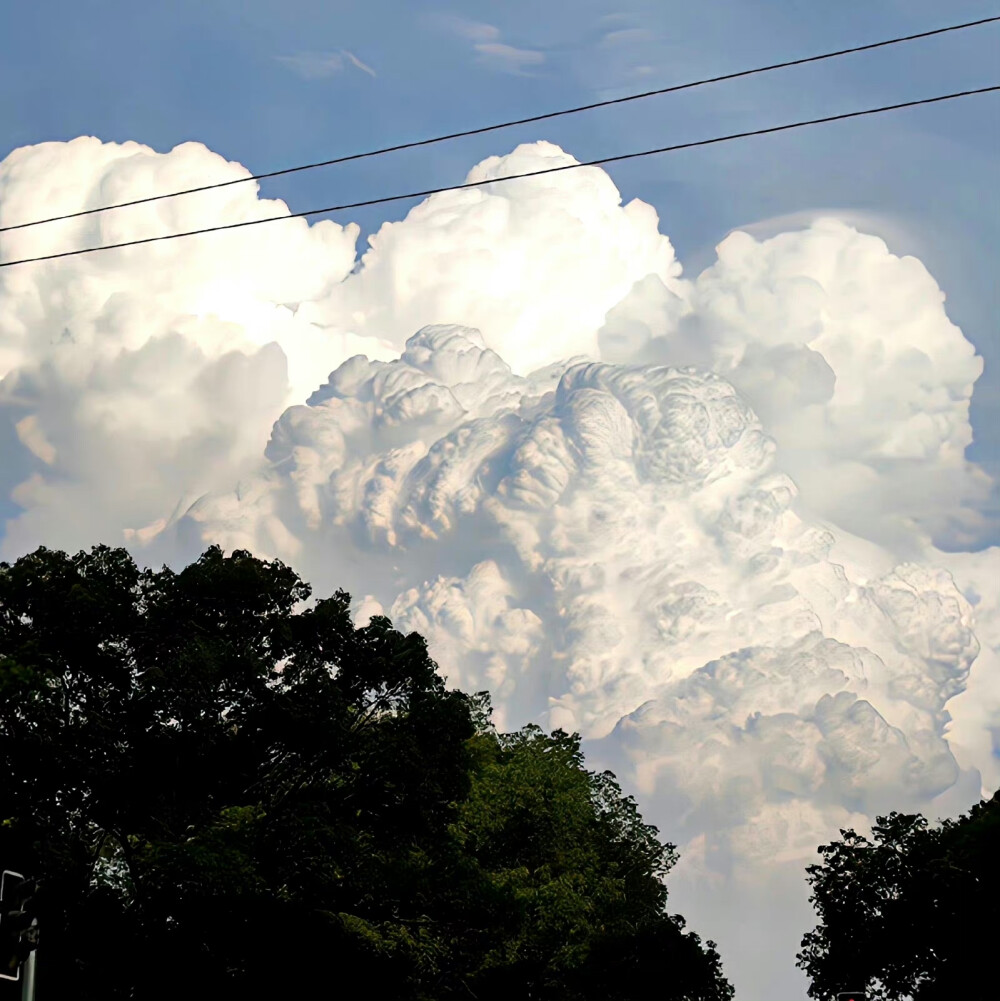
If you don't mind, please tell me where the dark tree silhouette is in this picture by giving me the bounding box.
[797,790,1000,1001]
[0,543,732,1000]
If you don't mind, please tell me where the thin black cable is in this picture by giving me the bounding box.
[2,13,998,234]
[2,84,997,269]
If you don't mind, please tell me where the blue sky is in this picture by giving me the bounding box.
[2,2,997,511]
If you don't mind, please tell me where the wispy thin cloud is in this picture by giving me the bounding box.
[581,14,664,93]
[597,12,633,29]
[438,14,500,43]
[600,27,652,47]
[475,41,545,73]
[341,49,377,78]
[274,49,376,81]
[432,12,545,75]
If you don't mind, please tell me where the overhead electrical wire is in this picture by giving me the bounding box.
[2,84,997,269]
[1,13,998,235]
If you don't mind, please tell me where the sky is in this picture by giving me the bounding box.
[1,2,999,999]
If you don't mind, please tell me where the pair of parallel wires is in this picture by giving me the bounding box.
[1,14,998,268]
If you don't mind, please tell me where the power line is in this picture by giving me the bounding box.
[2,84,997,269]
[2,13,998,235]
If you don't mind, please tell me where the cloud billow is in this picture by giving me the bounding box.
[604,220,991,552]
[160,324,983,820]
[0,135,996,997]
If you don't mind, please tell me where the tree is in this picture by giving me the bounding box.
[797,790,1000,1001]
[446,725,732,1000]
[0,543,732,1000]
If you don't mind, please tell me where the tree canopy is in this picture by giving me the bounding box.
[797,789,1000,1000]
[0,543,732,1000]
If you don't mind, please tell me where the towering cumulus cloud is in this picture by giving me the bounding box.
[602,220,991,551]
[0,137,679,556]
[0,136,363,556]
[1,136,997,997]
[299,140,685,372]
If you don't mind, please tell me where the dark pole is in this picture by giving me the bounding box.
[18,949,35,1001]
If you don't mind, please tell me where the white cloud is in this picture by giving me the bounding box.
[474,41,545,74]
[1,136,996,999]
[147,323,987,797]
[601,219,992,551]
[300,140,682,375]
[925,544,1000,790]
[600,27,653,47]
[434,14,544,74]
[341,50,377,78]
[435,15,500,43]
[275,49,376,80]
[0,137,679,558]
[0,136,365,556]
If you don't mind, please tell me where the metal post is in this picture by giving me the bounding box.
[19,950,35,1001]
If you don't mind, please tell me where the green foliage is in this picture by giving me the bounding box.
[0,544,732,1000]
[797,791,1000,1000]
[444,725,731,1000]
